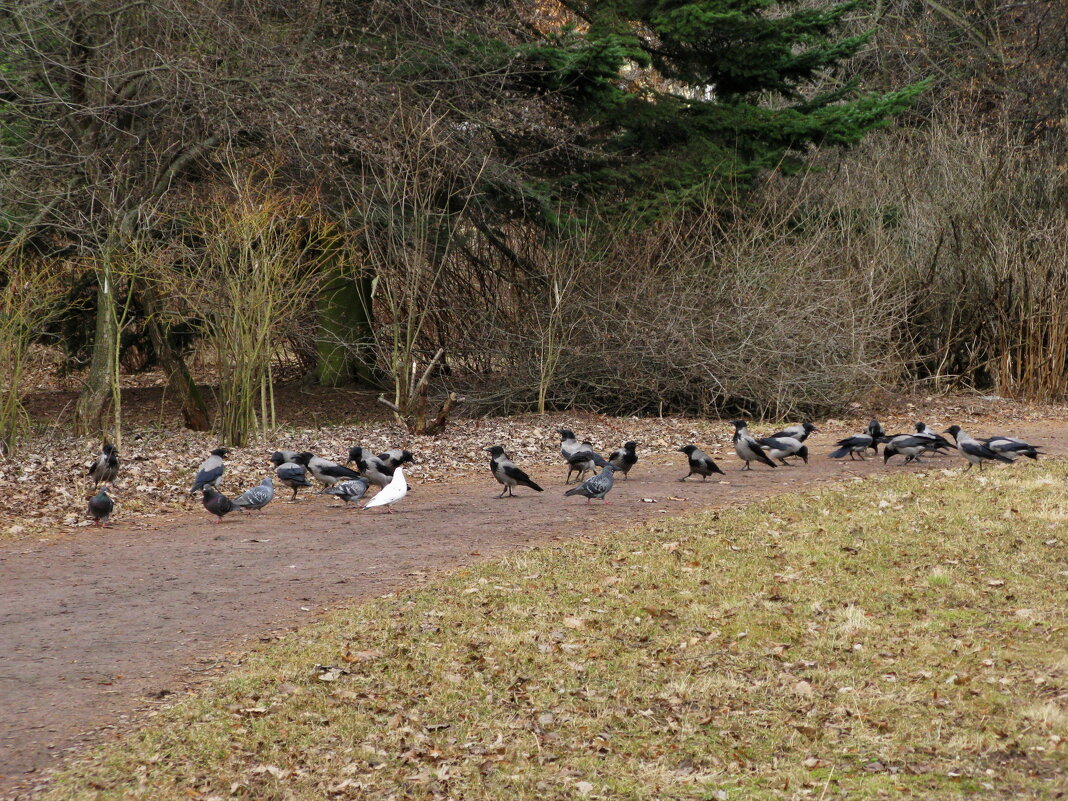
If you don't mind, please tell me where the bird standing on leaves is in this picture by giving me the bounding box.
[677,445,724,481]
[233,477,274,512]
[943,426,1015,471]
[88,488,113,527]
[321,478,371,506]
[347,447,393,488]
[89,443,119,488]
[201,487,235,522]
[363,467,408,513]
[271,452,312,501]
[731,421,777,470]
[486,445,544,498]
[190,448,229,495]
[564,462,621,504]
[607,441,638,479]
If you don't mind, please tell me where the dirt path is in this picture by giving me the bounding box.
[1,425,1062,797]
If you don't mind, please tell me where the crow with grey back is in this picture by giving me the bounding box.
[190,448,229,495]
[377,449,416,472]
[913,422,956,455]
[564,440,600,484]
[771,422,818,443]
[88,443,119,488]
[980,434,1041,460]
[303,452,362,487]
[272,452,312,500]
[233,477,274,512]
[607,441,638,479]
[943,426,1015,471]
[564,462,620,504]
[731,421,777,470]
[677,444,724,481]
[347,446,393,488]
[829,433,876,460]
[486,445,544,497]
[757,435,808,465]
[882,435,932,464]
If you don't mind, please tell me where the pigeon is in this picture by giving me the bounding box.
[321,478,371,506]
[87,488,114,527]
[980,434,1040,460]
[607,441,638,479]
[913,422,956,454]
[731,421,777,470]
[190,448,229,495]
[770,422,819,443]
[757,435,808,465]
[271,453,312,500]
[943,426,1015,471]
[377,449,416,472]
[829,433,877,460]
[347,447,393,488]
[201,487,235,522]
[232,477,274,512]
[882,435,932,464]
[565,441,601,484]
[677,445,725,481]
[486,445,544,498]
[363,466,408,513]
[564,462,621,504]
[304,452,362,487]
[88,443,119,488]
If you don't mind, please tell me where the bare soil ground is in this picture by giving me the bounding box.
[2,419,1065,798]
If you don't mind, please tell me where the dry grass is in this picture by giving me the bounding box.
[41,464,1068,799]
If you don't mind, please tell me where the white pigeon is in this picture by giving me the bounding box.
[362,466,408,514]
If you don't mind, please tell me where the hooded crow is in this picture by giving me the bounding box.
[771,422,819,443]
[88,443,119,488]
[201,487,235,522]
[557,429,586,461]
[868,419,887,441]
[321,478,371,506]
[565,441,601,484]
[980,434,1041,461]
[377,449,416,472]
[363,467,408,513]
[913,422,956,454]
[347,446,393,488]
[233,477,274,512]
[882,435,931,464]
[731,421,777,470]
[273,453,312,500]
[607,441,638,479]
[943,426,1015,471]
[486,445,544,498]
[303,452,362,487]
[829,433,876,460]
[758,435,809,465]
[677,444,725,481]
[190,448,229,495]
[88,488,114,527]
[564,463,620,504]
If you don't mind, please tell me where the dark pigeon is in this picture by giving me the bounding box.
[201,487,235,523]
[88,488,114,527]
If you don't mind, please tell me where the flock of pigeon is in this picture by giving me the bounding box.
[84,419,1042,527]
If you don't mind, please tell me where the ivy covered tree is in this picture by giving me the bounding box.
[518,0,927,211]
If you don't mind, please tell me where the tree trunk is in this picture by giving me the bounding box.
[74,271,118,437]
[316,268,377,387]
[138,282,210,430]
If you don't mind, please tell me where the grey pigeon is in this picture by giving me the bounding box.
[201,487,235,523]
[88,488,114,527]
[321,478,371,506]
[943,426,1015,471]
[486,445,544,498]
[303,452,361,487]
[829,433,876,460]
[347,447,393,488]
[233,477,274,512]
[88,443,119,488]
[731,421,777,470]
[771,422,818,443]
[271,452,312,500]
[564,462,620,504]
[757,435,808,465]
[882,435,932,464]
[190,448,229,495]
[677,445,724,481]
[607,441,638,479]
[980,434,1040,461]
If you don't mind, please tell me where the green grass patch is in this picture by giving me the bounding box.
[45,465,1068,799]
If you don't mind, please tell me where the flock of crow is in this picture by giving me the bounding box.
[84,418,1042,527]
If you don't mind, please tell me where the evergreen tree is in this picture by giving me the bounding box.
[519,0,927,211]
